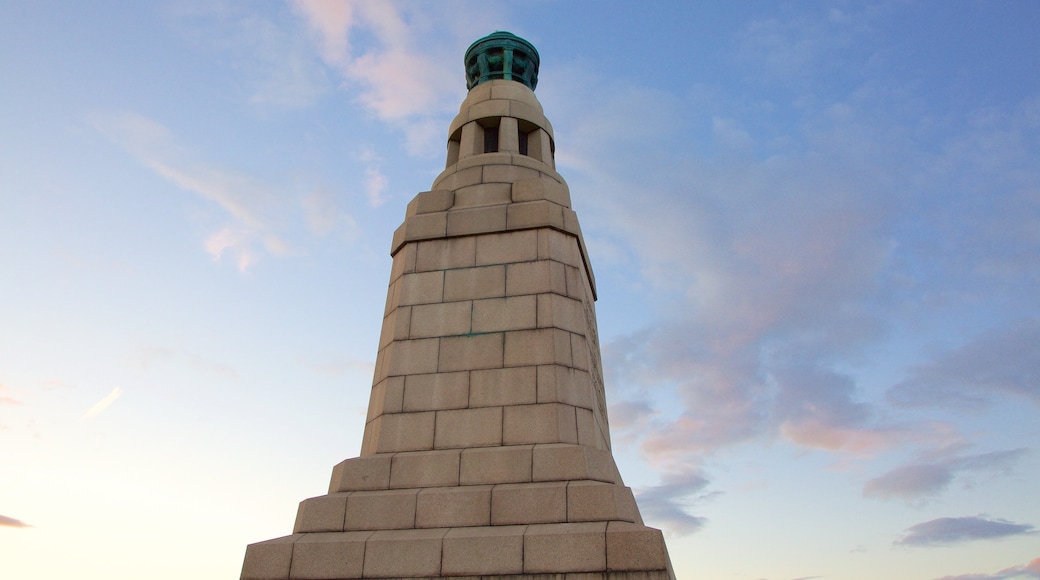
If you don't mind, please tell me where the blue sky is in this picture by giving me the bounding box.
[2,2,1039,579]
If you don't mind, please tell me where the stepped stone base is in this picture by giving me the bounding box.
[242,521,674,580]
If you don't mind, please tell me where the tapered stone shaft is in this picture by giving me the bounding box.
[241,32,676,580]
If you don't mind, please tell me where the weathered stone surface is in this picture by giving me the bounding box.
[442,525,526,576]
[290,531,370,579]
[524,522,607,574]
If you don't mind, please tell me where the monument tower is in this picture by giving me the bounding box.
[241,32,676,580]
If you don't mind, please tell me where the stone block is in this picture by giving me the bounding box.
[294,494,348,534]
[527,129,555,169]
[468,99,511,122]
[382,278,400,318]
[402,212,447,241]
[492,481,567,525]
[344,489,417,531]
[241,535,300,580]
[397,271,444,306]
[615,486,643,525]
[462,80,493,108]
[576,407,599,448]
[363,528,447,578]
[412,189,454,214]
[508,199,566,231]
[383,338,439,377]
[415,237,476,272]
[415,485,492,528]
[537,293,586,334]
[378,305,410,349]
[443,265,505,301]
[389,448,461,489]
[511,177,547,203]
[434,406,502,448]
[289,531,370,579]
[368,411,435,453]
[606,522,672,572]
[459,121,484,159]
[524,522,607,574]
[483,163,540,184]
[365,376,404,422]
[470,365,537,407]
[490,81,542,108]
[408,300,471,339]
[457,151,512,171]
[472,295,537,333]
[566,481,623,523]
[476,230,538,265]
[539,228,583,267]
[571,333,591,371]
[438,333,503,372]
[390,223,406,256]
[504,328,572,367]
[536,365,594,408]
[446,204,508,236]
[532,444,617,484]
[503,403,578,445]
[432,165,481,192]
[508,101,546,128]
[329,455,391,493]
[442,525,526,576]
[452,180,512,208]
[506,260,568,297]
[388,243,416,283]
[403,371,469,412]
[565,264,588,301]
[460,445,533,485]
[499,116,520,153]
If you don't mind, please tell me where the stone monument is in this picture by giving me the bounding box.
[241,31,676,580]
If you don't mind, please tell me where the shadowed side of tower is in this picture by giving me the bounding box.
[241,32,676,580]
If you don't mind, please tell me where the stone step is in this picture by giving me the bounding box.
[329,444,620,493]
[242,521,674,580]
[294,479,643,534]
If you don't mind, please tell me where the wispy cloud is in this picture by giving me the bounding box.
[81,387,122,420]
[290,0,499,155]
[934,557,1040,580]
[888,318,1040,409]
[0,514,31,528]
[89,111,293,271]
[634,468,716,537]
[864,449,1028,502]
[896,516,1036,547]
[0,381,22,405]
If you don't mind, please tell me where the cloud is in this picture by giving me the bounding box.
[864,448,1027,501]
[933,558,1040,580]
[80,387,122,420]
[634,469,715,537]
[89,112,295,271]
[302,187,358,237]
[895,516,1036,547]
[0,381,22,405]
[290,0,497,155]
[888,318,1040,409]
[0,514,31,528]
[166,2,330,108]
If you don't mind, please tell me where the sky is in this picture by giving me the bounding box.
[1,1,1039,579]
